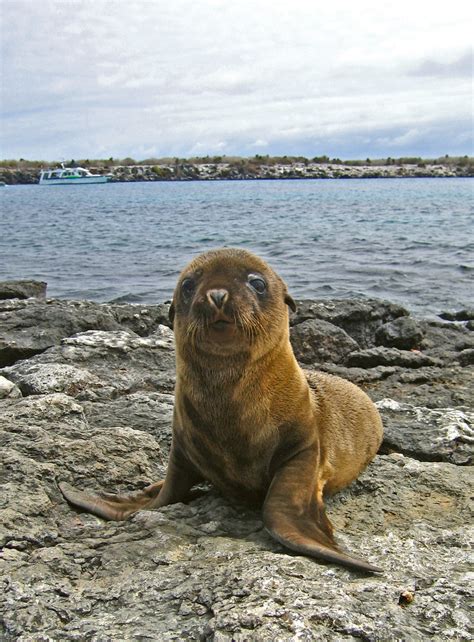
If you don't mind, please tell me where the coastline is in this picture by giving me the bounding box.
[1,160,472,185]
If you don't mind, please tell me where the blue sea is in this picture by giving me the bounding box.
[1,178,472,317]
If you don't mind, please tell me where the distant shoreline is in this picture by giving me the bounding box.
[1,159,473,185]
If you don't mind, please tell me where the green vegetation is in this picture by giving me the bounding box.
[1,154,472,170]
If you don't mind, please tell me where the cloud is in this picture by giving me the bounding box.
[408,50,473,78]
[187,140,227,156]
[250,139,269,148]
[1,0,472,159]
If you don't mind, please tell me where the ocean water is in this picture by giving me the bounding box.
[1,178,472,317]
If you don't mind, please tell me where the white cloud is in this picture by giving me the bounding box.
[251,139,269,148]
[1,0,472,159]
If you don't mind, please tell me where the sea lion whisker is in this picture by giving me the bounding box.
[238,309,263,343]
[186,319,202,351]
[235,309,251,340]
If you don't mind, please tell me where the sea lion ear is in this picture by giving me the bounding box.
[285,293,297,313]
[169,302,175,325]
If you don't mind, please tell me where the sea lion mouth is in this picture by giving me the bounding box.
[183,302,263,353]
[209,311,237,333]
[212,319,233,330]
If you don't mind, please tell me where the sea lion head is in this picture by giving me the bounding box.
[170,248,296,360]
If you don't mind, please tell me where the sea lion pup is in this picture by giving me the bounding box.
[60,248,383,573]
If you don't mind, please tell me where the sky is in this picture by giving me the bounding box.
[1,0,473,161]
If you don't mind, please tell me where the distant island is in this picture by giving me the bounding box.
[1,154,473,184]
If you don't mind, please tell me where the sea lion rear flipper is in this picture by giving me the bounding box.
[263,449,382,574]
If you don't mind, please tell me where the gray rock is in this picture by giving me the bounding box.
[108,301,172,335]
[0,298,119,367]
[0,375,21,399]
[81,391,175,452]
[320,363,400,383]
[0,392,166,548]
[346,347,437,369]
[455,338,474,354]
[458,348,474,366]
[439,309,474,321]
[1,362,103,397]
[1,327,176,399]
[366,365,474,409]
[1,386,472,641]
[420,320,472,362]
[375,316,424,350]
[290,319,359,364]
[0,279,47,300]
[291,298,408,347]
[0,297,172,367]
[0,296,473,640]
[377,398,474,465]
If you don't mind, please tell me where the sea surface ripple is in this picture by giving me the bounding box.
[1,177,472,317]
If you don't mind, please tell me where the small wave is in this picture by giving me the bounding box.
[403,241,433,249]
[108,293,146,304]
[458,264,474,272]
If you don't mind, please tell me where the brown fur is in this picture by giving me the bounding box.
[60,248,383,572]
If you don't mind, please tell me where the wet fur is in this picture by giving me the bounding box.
[60,248,383,573]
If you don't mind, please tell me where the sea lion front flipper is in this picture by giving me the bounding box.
[58,480,165,521]
[60,440,204,521]
[263,449,382,574]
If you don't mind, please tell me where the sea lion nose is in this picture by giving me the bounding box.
[207,289,229,309]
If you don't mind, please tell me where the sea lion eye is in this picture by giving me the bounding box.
[248,276,266,294]
[181,278,195,297]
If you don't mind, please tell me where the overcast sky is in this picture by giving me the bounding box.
[1,0,472,161]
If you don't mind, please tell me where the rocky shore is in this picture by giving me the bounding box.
[1,160,472,185]
[1,281,473,640]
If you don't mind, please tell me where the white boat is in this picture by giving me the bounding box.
[39,166,112,185]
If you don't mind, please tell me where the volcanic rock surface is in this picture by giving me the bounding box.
[1,282,472,640]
